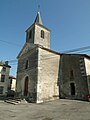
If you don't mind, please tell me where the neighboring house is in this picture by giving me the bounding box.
[0,61,11,97]
[16,9,90,103]
[7,76,16,97]
[9,76,16,91]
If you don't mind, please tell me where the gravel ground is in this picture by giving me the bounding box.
[0,99,90,120]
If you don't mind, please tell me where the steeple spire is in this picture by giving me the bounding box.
[34,5,43,25]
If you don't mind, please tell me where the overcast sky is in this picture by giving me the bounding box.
[0,0,90,76]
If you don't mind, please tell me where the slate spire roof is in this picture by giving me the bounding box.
[34,7,43,25]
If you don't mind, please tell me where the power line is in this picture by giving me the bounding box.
[0,39,22,47]
[8,48,90,63]
[74,49,90,54]
[9,60,17,63]
[0,38,90,54]
[62,46,90,53]
[9,63,17,66]
[3,44,90,64]
[8,50,90,66]
[9,55,60,64]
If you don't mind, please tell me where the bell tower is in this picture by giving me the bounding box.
[25,9,50,48]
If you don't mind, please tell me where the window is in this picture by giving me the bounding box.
[1,75,5,82]
[70,83,75,95]
[10,79,12,84]
[41,30,44,39]
[24,76,29,96]
[0,86,4,94]
[2,67,6,71]
[25,60,29,69]
[70,70,74,79]
[29,30,32,39]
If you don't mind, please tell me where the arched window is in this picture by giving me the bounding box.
[25,60,29,69]
[70,70,74,79]
[24,76,29,96]
[41,30,44,39]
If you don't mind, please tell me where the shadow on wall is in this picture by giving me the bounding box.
[58,55,64,99]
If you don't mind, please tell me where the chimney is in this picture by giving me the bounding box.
[5,61,8,65]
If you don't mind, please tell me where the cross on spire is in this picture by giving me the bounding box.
[38,5,40,13]
[34,5,43,25]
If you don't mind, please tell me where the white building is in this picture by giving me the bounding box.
[9,76,16,91]
[0,61,11,97]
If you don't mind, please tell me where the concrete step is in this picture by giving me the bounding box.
[4,99,21,105]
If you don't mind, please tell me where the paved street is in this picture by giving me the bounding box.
[0,99,90,120]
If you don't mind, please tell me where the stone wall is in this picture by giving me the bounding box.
[34,24,50,49]
[16,48,38,102]
[84,58,90,96]
[37,48,60,103]
[60,54,89,100]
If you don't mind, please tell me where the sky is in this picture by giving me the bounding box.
[0,0,90,76]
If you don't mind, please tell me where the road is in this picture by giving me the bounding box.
[0,99,90,120]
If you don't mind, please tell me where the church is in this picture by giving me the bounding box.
[16,10,90,103]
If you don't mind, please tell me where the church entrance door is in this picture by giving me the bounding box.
[24,76,29,96]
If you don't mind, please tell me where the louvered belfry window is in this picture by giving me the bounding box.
[41,30,44,39]
[29,30,32,39]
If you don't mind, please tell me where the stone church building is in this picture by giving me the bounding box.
[16,10,90,103]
